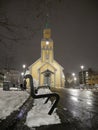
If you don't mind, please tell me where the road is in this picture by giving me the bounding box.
[51,88,98,130]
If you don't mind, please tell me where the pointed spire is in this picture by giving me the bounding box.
[45,13,49,28]
[43,13,51,39]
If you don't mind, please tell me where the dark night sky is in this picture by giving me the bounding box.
[0,0,98,74]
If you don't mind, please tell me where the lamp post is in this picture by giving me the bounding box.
[74,77,77,87]
[22,64,26,75]
[72,73,76,87]
[20,72,24,85]
[21,65,26,90]
[80,65,84,85]
[74,77,77,82]
[72,73,75,77]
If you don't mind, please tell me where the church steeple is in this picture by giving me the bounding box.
[41,16,54,63]
[43,14,51,39]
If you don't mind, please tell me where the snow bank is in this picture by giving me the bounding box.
[0,88,29,119]
[25,88,61,127]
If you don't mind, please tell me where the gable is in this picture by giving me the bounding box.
[39,62,57,73]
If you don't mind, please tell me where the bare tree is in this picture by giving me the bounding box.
[0,0,63,69]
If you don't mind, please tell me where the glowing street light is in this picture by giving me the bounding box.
[80,65,84,70]
[23,64,26,69]
[74,77,77,81]
[22,64,26,75]
[72,73,75,77]
[21,72,24,76]
[80,65,84,84]
[72,73,77,87]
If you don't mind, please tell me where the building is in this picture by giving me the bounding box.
[2,68,20,87]
[0,72,4,87]
[29,27,65,88]
[79,68,98,86]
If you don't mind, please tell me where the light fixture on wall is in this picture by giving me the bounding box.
[46,41,49,45]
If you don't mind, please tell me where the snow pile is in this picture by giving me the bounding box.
[36,87,52,94]
[33,78,39,88]
[25,88,61,127]
[0,88,29,119]
[10,87,21,91]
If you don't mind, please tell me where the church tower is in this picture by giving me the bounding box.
[41,25,54,63]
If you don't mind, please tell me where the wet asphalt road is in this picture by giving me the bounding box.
[51,88,98,129]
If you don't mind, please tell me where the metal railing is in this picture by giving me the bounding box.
[24,74,60,115]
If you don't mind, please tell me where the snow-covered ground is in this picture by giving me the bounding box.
[25,88,61,127]
[0,88,29,119]
[0,87,61,128]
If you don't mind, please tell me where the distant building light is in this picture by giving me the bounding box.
[86,73,88,76]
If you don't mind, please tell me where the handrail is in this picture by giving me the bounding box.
[24,74,60,115]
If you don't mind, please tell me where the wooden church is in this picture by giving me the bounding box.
[28,26,65,88]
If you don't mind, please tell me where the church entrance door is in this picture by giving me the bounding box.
[44,70,51,86]
[41,69,54,87]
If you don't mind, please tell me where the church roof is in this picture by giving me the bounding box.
[28,58,64,71]
[28,58,41,69]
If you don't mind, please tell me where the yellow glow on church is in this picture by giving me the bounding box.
[29,27,65,88]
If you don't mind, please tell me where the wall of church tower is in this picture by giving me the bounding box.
[43,28,51,39]
[41,40,54,62]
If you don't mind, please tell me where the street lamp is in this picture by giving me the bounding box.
[72,73,75,77]
[74,77,77,81]
[72,73,76,87]
[23,64,26,69]
[80,65,84,70]
[80,65,84,85]
[21,72,24,76]
[22,64,26,75]
[74,77,77,86]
